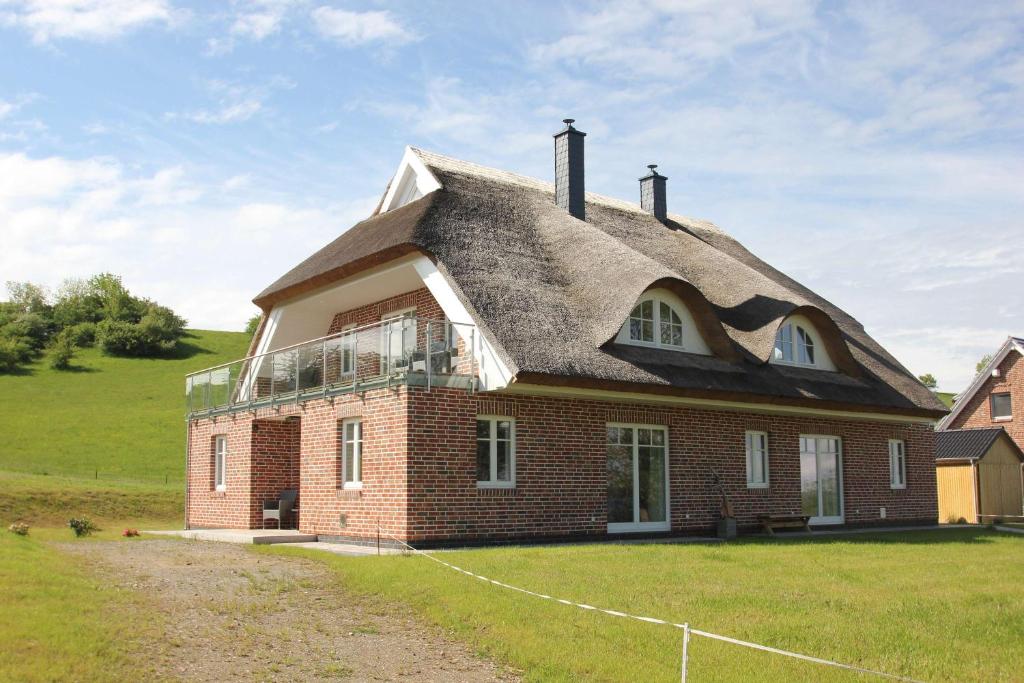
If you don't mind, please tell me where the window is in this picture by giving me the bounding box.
[606,424,669,530]
[381,307,417,372]
[340,323,356,377]
[214,435,227,491]
[889,439,906,489]
[341,419,363,488]
[745,431,769,488]
[991,392,1012,420]
[626,296,684,349]
[476,416,514,488]
[773,320,822,367]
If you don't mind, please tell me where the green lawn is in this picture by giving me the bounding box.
[0,470,182,528]
[0,532,161,682]
[0,329,250,484]
[935,391,956,408]
[272,529,1024,682]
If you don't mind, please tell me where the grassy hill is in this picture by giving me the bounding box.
[0,329,250,485]
[935,391,956,409]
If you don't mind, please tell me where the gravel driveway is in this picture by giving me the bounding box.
[60,539,516,682]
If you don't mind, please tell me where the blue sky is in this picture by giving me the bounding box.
[1,1,1022,392]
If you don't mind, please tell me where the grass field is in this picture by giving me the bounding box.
[0,329,250,484]
[0,532,161,682]
[273,529,1024,682]
[935,391,956,408]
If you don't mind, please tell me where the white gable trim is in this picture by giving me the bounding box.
[412,256,515,392]
[938,336,1024,430]
[379,146,443,213]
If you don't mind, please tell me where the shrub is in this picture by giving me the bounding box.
[49,333,75,370]
[64,321,97,347]
[0,336,33,372]
[8,522,29,536]
[68,517,96,537]
[97,305,185,356]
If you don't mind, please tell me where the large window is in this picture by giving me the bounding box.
[341,419,363,488]
[889,439,906,489]
[745,431,769,488]
[214,435,227,491]
[627,297,684,349]
[476,416,515,488]
[991,392,1012,420]
[607,424,669,531]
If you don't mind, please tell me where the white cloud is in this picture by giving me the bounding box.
[168,77,293,125]
[0,151,378,330]
[0,0,178,43]
[230,0,292,40]
[310,5,415,46]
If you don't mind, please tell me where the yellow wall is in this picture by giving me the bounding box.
[978,438,1024,519]
[937,464,977,524]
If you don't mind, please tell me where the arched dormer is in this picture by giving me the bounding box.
[615,288,712,355]
[770,312,839,371]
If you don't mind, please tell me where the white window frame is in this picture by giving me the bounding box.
[476,415,516,489]
[380,306,417,373]
[214,435,227,491]
[340,322,356,377]
[745,430,769,488]
[606,422,671,532]
[621,294,686,350]
[341,418,363,489]
[991,392,1012,420]
[889,439,906,489]
[773,321,818,367]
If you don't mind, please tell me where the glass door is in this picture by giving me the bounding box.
[381,310,416,374]
[800,436,843,525]
[607,425,670,532]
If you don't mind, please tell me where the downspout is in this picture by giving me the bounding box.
[184,418,191,530]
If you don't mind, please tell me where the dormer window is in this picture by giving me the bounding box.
[616,289,711,355]
[771,316,836,370]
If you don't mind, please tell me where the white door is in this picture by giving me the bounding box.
[607,424,670,532]
[800,436,844,525]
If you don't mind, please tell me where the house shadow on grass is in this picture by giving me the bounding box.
[731,527,1004,547]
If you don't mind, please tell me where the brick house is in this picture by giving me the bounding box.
[184,120,947,546]
[938,337,1023,449]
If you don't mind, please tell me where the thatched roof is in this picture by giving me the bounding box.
[255,149,947,418]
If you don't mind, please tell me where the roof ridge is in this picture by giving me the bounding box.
[409,146,717,229]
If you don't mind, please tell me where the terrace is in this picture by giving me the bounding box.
[185,317,478,418]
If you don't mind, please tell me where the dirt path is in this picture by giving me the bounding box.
[60,539,516,682]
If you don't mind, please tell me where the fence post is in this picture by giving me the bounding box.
[681,623,690,683]
[377,520,381,556]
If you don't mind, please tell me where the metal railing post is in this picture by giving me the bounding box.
[206,370,213,412]
[322,339,328,398]
[352,331,358,391]
[470,327,477,393]
[269,352,276,407]
[187,376,193,417]
[426,320,432,391]
[294,348,300,404]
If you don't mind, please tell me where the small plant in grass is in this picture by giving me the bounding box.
[122,528,139,537]
[8,521,29,536]
[69,517,96,537]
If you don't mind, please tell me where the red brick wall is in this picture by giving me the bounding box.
[948,351,1022,449]
[403,388,937,543]
[188,381,937,542]
[327,287,445,333]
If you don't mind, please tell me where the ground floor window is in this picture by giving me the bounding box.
[889,439,906,489]
[476,416,514,488]
[214,435,227,491]
[745,431,769,488]
[607,424,669,531]
[341,419,363,488]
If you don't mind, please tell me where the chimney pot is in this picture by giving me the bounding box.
[553,118,586,221]
[639,164,667,221]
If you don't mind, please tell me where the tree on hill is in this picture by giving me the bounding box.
[976,354,993,374]
[917,373,937,389]
[0,274,187,372]
[245,313,262,336]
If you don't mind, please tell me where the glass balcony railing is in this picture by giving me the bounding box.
[185,317,477,417]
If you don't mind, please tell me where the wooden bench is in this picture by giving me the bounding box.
[758,514,810,536]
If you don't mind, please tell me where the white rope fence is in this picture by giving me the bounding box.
[381,531,925,682]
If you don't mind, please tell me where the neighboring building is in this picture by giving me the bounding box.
[935,428,1024,523]
[939,337,1023,450]
[184,120,946,546]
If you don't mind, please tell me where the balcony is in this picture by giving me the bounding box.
[185,317,478,418]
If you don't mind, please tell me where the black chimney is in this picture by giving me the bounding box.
[553,118,586,221]
[639,164,667,221]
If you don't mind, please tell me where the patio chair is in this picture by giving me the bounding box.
[262,489,298,529]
